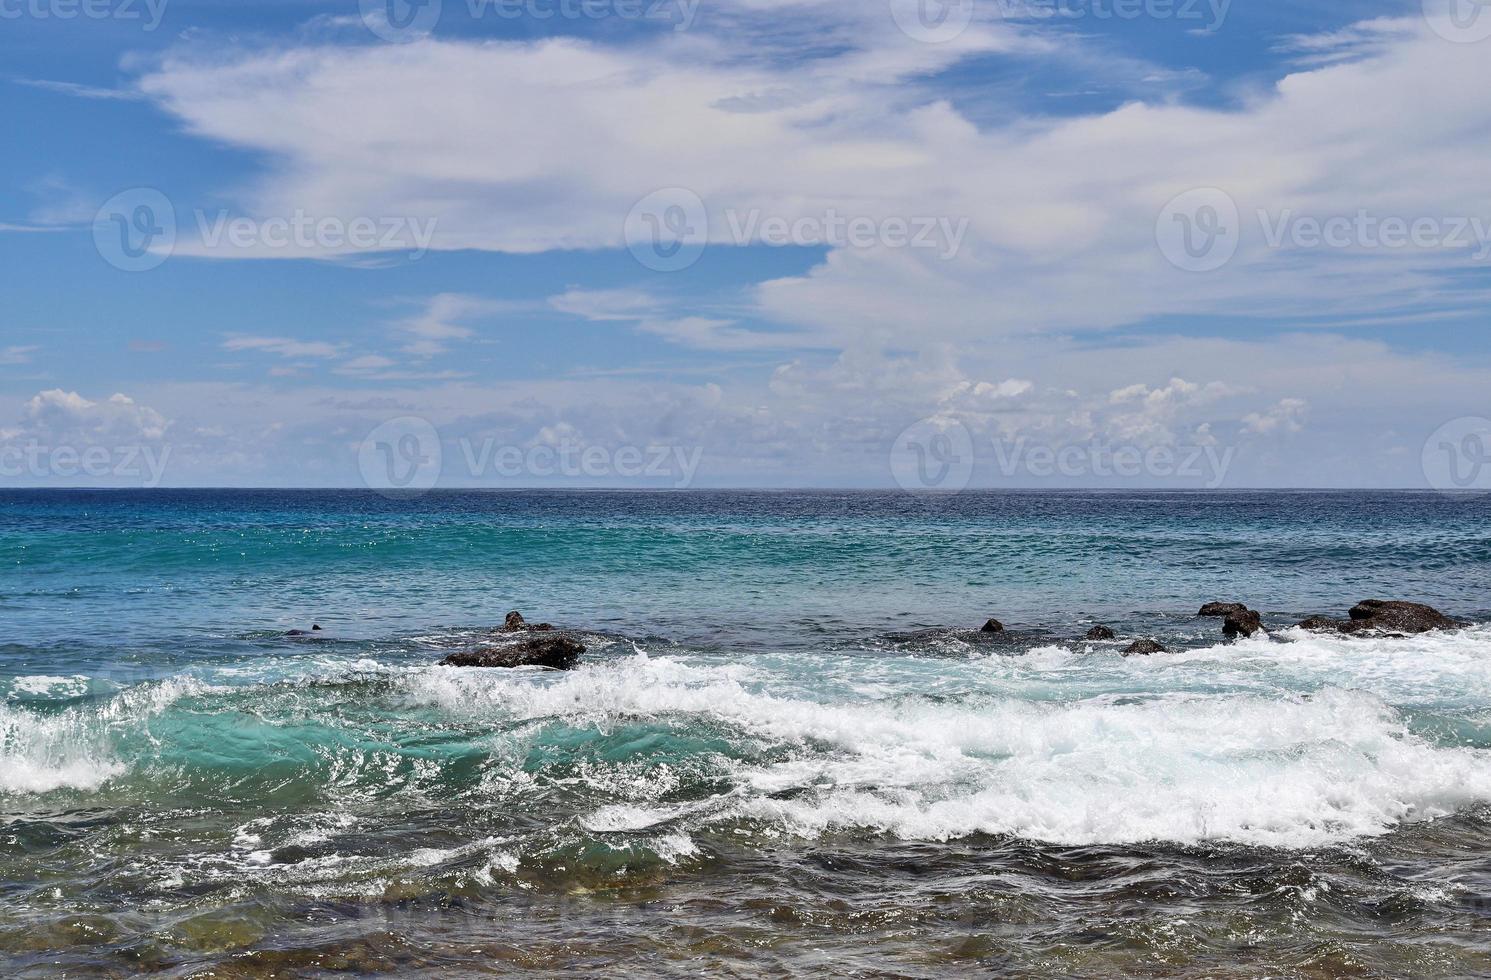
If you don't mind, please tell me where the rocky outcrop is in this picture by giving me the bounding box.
[1199,603,1249,618]
[500,611,554,633]
[1085,625,1116,641]
[1298,600,1455,636]
[1123,639,1167,656]
[440,636,585,670]
[980,619,1005,634]
[1222,609,1265,638]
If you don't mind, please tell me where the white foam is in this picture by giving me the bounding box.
[7,675,92,699]
[402,647,1491,849]
[0,676,207,795]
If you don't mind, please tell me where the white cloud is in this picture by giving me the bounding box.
[16,389,169,443]
[0,346,39,365]
[131,16,1491,352]
[223,335,343,358]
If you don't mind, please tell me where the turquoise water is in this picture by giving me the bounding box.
[3,490,1491,976]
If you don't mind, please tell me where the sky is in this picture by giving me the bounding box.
[3,0,1491,490]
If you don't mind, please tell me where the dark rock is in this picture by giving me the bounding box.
[1348,600,1454,633]
[1122,639,1167,656]
[1085,625,1116,641]
[980,619,1005,634]
[499,611,556,633]
[1222,609,1265,638]
[1199,602,1249,618]
[1298,600,1454,636]
[312,624,322,631]
[440,636,586,670]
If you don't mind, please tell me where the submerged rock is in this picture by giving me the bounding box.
[1084,625,1116,641]
[1122,639,1167,657]
[1222,609,1265,638]
[1199,603,1249,618]
[285,625,324,638]
[1298,600,1454,636]
[440,636,586,670]
[980,618,1005,634]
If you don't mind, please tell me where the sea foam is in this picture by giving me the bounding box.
[405,639,1491,849]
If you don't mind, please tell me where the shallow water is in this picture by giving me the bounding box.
[3,490,1491,976]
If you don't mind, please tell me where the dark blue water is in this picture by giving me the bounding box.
[3,490,1491,976]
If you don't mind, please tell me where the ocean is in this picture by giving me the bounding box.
[2,489,1490,976]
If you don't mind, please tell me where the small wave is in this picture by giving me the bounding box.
[0,676,210,796]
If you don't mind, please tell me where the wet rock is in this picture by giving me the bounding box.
[1122,639,1167,656]
[500,611,554,633]
[1199,602,1249,618]
[1084,625,1116,641]
[1298,600,1454,636]
[440,636,585,670]
[980,618,1005,634]
[285,625,323,638]
[1222,609,1265,638]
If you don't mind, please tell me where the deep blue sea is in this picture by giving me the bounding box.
[3,490,1491,976]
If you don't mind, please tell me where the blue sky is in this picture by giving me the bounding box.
[3,0,1491,489]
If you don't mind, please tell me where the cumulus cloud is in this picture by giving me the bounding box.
[130,13,1491,351]
[10,390,170,444]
